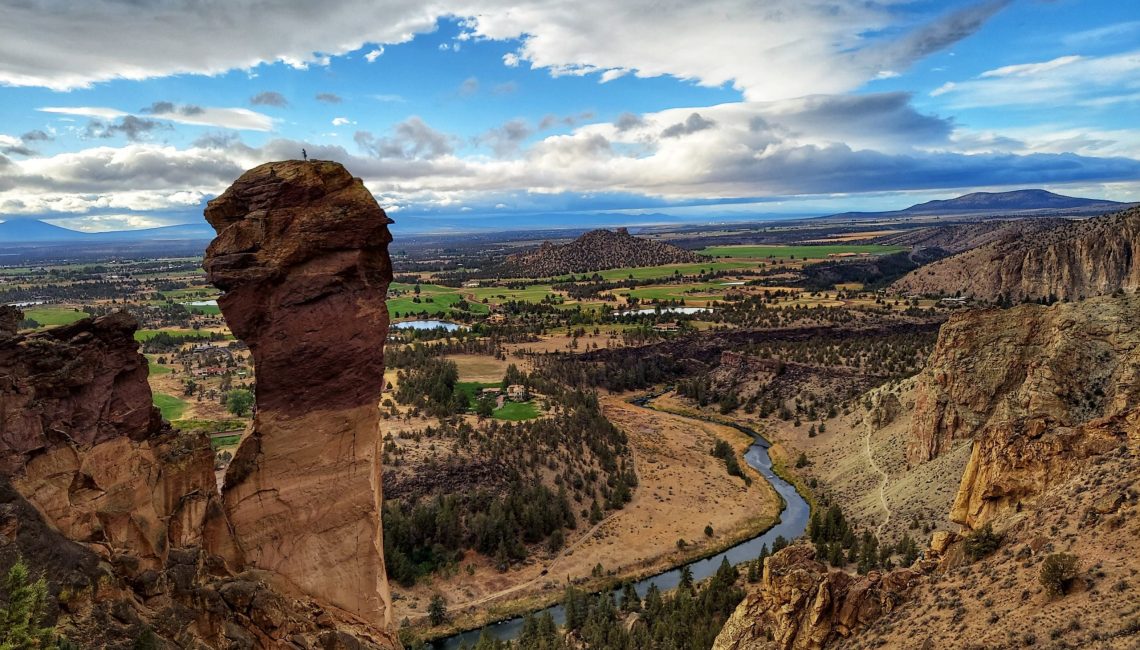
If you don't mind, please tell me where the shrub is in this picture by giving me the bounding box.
[1039,553,1080,597]
[964,523,1001,560]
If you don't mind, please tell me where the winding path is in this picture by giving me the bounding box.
[864,425,892,539]
[448,509,625,611]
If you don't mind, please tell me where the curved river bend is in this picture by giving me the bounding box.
[433,404,811,649]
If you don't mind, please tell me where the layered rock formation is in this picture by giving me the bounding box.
[500,227,701,277]
[713,545,931,650]
[0,311,234,568]
[204,160,395,626]
[907,293,1140,528]
[891,207,1140,301]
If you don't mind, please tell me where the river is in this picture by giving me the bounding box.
[432,400,811,649]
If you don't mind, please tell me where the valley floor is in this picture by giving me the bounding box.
[395,393,782,636]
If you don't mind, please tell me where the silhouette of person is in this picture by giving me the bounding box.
[302,148,308,161]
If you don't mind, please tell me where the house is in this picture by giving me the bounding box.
[653,322,681,333]
[486,313,507,325]
[462,280,481,288]
[506,384,529,401]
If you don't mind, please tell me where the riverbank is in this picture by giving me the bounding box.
[415,390,812,648]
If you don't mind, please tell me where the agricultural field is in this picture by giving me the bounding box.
[699,243,906,259]
[152,392,188,420]
[20,306,87,328]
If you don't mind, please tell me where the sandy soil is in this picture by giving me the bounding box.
[447,354,512,382]
[392,393,782,634]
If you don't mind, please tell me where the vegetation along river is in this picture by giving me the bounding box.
[433,397,812,648]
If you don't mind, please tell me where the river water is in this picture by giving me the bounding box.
[432,404,811,649]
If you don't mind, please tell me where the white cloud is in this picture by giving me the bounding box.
[5,93,1138,222]
[980,55,1083,78]
[931,50,1140,108]
[364,47,385,62]
[39,106,128,120]
[0,1,1008,101]
[332,117,353,126]
[39,105,274,131]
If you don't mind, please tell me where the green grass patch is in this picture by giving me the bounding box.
[153,392,187,420]
[172,418,245,434]
[147,360,172,375]
[552,262,754,282]
[184,304,221,315]
[21,307,88,327]
[455,381,501,406]
[209,434,243,449]
[493,401,540,421]
[698,244,906,259]
[134,328,221,342]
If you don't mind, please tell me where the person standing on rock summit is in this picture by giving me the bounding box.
[302,148,307,161]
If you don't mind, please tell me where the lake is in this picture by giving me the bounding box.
[392,320,463,331]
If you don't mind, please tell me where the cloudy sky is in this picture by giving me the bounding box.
[1,0,1139,233]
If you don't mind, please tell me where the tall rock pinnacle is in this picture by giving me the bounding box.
[204,160,394,626]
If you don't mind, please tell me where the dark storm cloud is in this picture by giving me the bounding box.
[660,113,716,138]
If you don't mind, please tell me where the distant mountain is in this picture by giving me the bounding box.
[0,219,90,242]
[904,189,1120,213]
[0,219,214,243]
[819,189,1128,221]
[499,228,702,277]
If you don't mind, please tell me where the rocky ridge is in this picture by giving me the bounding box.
[714,292,1140,649]
[891,207,1140,301]
[872,217,1071,255]
[500,228,702,277]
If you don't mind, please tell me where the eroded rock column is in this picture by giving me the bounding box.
[204,160,393,625]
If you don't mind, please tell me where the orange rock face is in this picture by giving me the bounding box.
[907,293,1140,528]
[204,160,394,626]
[0,312,234,568]
[713,544,927,650]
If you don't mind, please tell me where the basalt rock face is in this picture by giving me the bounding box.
[907,293,1140,528]
[891,207,1140,301]
[0,312,230,568]
[713,544,929,650]
[204,160,395,628]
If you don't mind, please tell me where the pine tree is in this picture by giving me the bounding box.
[0,559,54,650]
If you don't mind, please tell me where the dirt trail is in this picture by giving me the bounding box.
[864,425,892,538]
[449,509,624,610]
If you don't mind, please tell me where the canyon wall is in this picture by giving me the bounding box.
[907,293,1140,528]
[892,207,1140,301]
[204,160,395,626]
[0,312,235,568]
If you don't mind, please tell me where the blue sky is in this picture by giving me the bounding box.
[1,0,1138,233]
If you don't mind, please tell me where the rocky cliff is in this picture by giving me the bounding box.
[891,207,1140,301]
[0,309,398,647]
[0,312,233,568]
[715,293,1140,649]
[500,227,701,277]
[204,160,396,627]
[713,545,932,650]
[907,293,1140,528]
